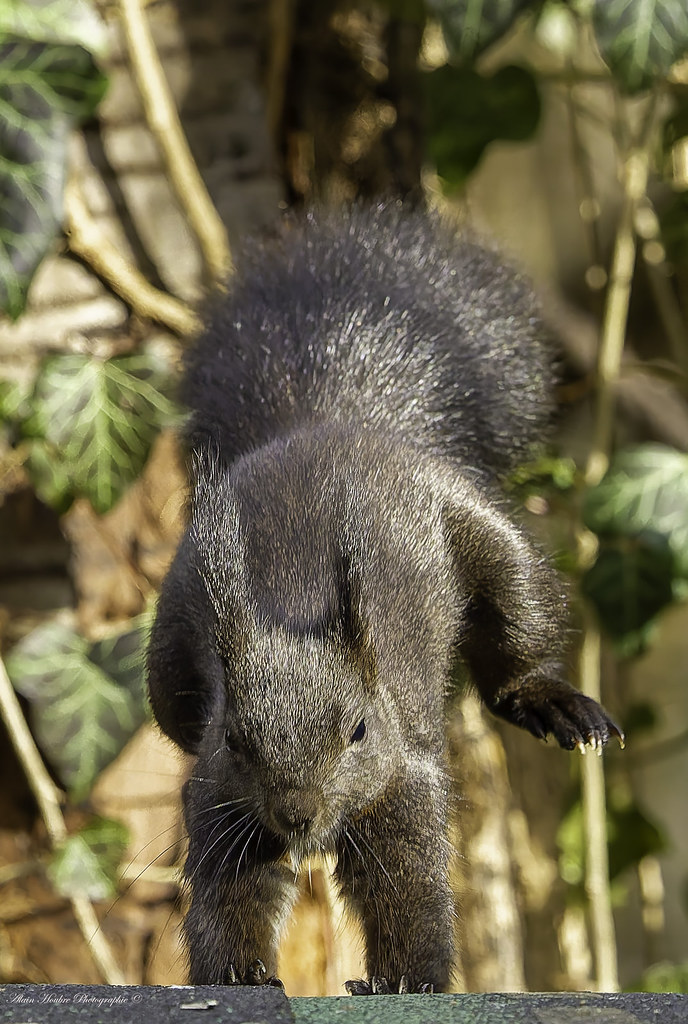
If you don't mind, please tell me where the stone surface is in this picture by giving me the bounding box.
[292,992,688,1024]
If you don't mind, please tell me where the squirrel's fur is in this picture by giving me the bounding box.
[148,203,620,994]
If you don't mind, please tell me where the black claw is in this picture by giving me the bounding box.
[609,719,626,747]
[345,974,435,995]
[246,959,267,985]
[223,959,282,987]
[345,979,373,995]
[496,679,624,754]
[225,964,240,986]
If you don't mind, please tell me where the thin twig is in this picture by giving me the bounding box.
[266,0,295,145]
[585,102,658,486]
[564,39,603,275]
[578,620,618,991]
[576,92,658,994]
[0,652,125,984]
[119,0,232,284]
[70,895,126,984]
[0,654,66,845]
[65,175,199,337]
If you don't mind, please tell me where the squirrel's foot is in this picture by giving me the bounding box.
[494,677,624,753]
[225,960,284,989]
[345,975,434,995]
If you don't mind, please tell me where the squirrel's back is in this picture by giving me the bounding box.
[183,202,554,478]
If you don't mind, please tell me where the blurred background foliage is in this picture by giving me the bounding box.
[1,0,688,996]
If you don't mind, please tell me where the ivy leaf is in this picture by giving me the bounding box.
[582,534,676,654]
[0,0,108,319]
[19,349,179,514]
[592,0,688,93]
[424,64,541,186]
[0,0,108,54]
[663,88,688,153]
[427,0,533,63]
[48,818,129,901]
[628,962,688,994]
[583,444,688,576]
[659,189,688,268]
[5,616,151,800]
[558,795,666,890]
[0,375,33,448]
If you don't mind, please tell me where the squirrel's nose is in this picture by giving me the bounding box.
[268,787,319,837]
[271,808,313,836]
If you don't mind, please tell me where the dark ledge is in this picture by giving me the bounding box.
[0,985,290,1024]
[1,986,687,1024]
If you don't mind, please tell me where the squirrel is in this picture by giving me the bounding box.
[147,202,622,995]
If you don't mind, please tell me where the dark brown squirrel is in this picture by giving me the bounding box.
[147,202,622,995]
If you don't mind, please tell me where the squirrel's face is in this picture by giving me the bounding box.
[187,625,404,863]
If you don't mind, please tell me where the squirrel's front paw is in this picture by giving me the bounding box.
[225,960,284,989]
[494,677,624,752]
[345,975,434,995]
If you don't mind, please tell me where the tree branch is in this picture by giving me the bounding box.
[119,0,232,284]
[0,652,125,984]
[65,175,199,337]
[576,92,658,994]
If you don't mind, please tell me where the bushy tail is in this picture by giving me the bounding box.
[182,202,554,477]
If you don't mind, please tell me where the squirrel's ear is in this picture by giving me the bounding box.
[338,554,376,689]
[189,468,254,653]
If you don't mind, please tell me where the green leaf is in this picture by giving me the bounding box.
[508,454,577,495]
[0,1,107,319]
[48,818,129,901]
[583,444,688,576]
[663,88,688,153]
[606,801,666,879]
[557,799,585,887]
[0,0,108,55]
[0,29,107,318]
[0,375,33,426]
[592,0,688,93]
[622,700,659,738]
[558,795,666,890]
[582,535,676,654]
[428,0,533,63]
[24,441,73,513]
[424,64,541,186]
[19,350,179,514]
[659,189,688,268]
[5,616,151,800]
[628,961,688,993]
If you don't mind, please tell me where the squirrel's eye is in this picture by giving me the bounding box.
[225,728,238,751]
[350,719,366,743]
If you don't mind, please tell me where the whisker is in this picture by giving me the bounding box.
[235,820,262,883]
[190,797,252,819]
[213,812,262,883]
[124,820,185,871]
[351,827,397,893]
[187,811,254,883]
